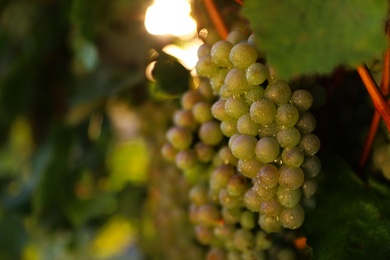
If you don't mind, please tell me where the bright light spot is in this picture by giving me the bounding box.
[163,38,203,70]
[145,0,197,39]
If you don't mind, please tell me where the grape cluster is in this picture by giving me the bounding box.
[162,29,321,259]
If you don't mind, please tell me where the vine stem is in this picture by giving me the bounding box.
[202,0,228,39]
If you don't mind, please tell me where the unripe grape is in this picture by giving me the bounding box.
[195,55,219,77]
[219,188,243,209]
[259,198,283,217]
[240,210,256,229]
[243,188,262,212]
[220,119,238,137]
[291,89,313,111]
[210,164,235,192]
[198,79,214,101]
[279,166,305,190]
[197,204,221,226]
[242,250,266,260]
[301,155,321,178]
[189,184,209,205]
[275,104,299,127]
[227,174,247,196]
[281,146,305,167]
[237,113,260,136]
[211,99,230,121]
[244,86,264,105]
[254,164,280,189]
[222,207,242,224]
[276,127,301,148]
[192,101,213,123]
[225,68,251,95]
[246,63,269,86]
[195,225,215,245]
[230,42,257,70]
[233,228,255,251]
[255,137,280,164]
[181,91,201,110]
[301,179,318,199]
[237,158,264,178]
[255,231,272,250]
[230,134,257,160]
[299,133,321,156]
[250,99,277,125]
[195,142,215,163]
[197,43,211,58]
[166,126,193,150]
[226,29,246,44]
[258,123,278,138]
[252,184,278,202]
[173,110,197,131]
[214,224,235,241]
[211,40,234,67]
[264,80,292,105]
[258,215,282,233]
[175,149,198,170]
[161,142,178,162]
[218,145,238,166]
[219,84,235,99]
[210,68,229,93]
[296,111,316,133]
[225,96,249,119]
[279,205,305,230]
[199,121,223,145]
[277,186,301,209]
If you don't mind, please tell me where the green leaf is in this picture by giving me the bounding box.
[303,154,390,259]
[242,0,388,80]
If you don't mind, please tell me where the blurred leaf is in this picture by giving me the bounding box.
[0,214,27,259]
[242,0,388,80]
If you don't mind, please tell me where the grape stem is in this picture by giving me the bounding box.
[202,0,228,39]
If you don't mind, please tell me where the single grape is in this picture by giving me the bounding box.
[246,63,269,86]
[195,142,215,163]
[227,250,241,260]
[296,111,317,134]
[226,29,246,44]
[218,145,238,166]
[301,155,321,178]
[254,164,280,189]
[195,55,219,78]
[275,104,299,127]
[230,42,257,70]
[210,164,235,192]
[214,224,235,241]
[299,133,321,156]
[206,248,227,260]
[197,43,211,58]
[211,99,231,122]
[192,101,213,123]
[198,79,215,101]
[166,126,193,150]
[277,186,301,209]
[372,144,388,169]
[237,113,260,136]
[255,136,280,164]
[219,84,235,99]
[189,184,209,205]
[181,90,201,110]
[233,228,255,251]
[244,86,264,105]
[291,89,313,111]
[252,184,278,202]
[210,68,229,93]
[219,188,243,209]
[222,207,242,224]
[264,80,292,105]
[301,179,318,199]
[225,96,249,119]
[230,134,258,160]
[173,110,198,131]
[259,198,283,217]
[279,205,305,230]
[161,142,178,162]
[195,225,215,245]
[279,166,305,190]
[258,215,282,233]
[227,174,247,196]
[250,99,277,125]
[199,121,223,146]
[243,188,262,212]
[197,204,221,227]
[258,123,278,138]
[240,210,256,229]
[237,158,264,178]
[224,68,251,95]
[281,146,305,167]
[276,127,301,148]
[255,231,272,250]
[220,119,238,137]
[211,40,234,67]
[175,149,198,170]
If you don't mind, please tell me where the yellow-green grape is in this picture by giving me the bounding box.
[243,188,262,212]
[242,250,266,260]
[277,186,302,209]
[198,79,214,101]
[246,63,269,86]
[214,224,235,241]
[211,40,234,67]
[240,210,256,229]
[299,133,321,156]
[255,231,272,250]
[161,142,178,162]
[224,68,251,95]
[227,250,241,260]
[226,29,246,44]
[210,164,235,192]
[372,144,388,169]
[219,188,243,209]
[211,99,231,122]
[195,142,215,163]
[260,197,283,217]
[301,155,321,178]
[189,204,200,223]
[275,104,299,127]
[291,89,313,112]
[192,101,213,123]
[206,248,227,260]
[244,87,264,105]
[252,184,278,202]
[276,127,301,148]
[219,84,235,99]
[258,215,282,233]
[195,55,219,78]
[221,119,238,137]
[189,184,209,205]
[279,205,305,230]
[254,164,280,189]
[199,121,223,146]
[230,134,258,160]
[218,145,238,166]
[195,225,215,245]
[301,179,318,199]
[197,43,211,58]
[264,80,292,105]
[237,114,260,136]
[225,96,250,119]
[227,174,247,196]
[229,42,257,70]
[237,158,264,178]
[175,149,198,170]
[247,33,266,59]
[281,146,305,167]
[258,123,278,138]
[279,166,305,190]
[250,99,277,125]
[296,111,317,134]
[181,90,201,110]
[210,68,229,93]
[173,110,198,131]
[197,204,221,227]
[233,229,255,251]
[255,137,280,164]
[166,126,193,150]
[222,207,242,225]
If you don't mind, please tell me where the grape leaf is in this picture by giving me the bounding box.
[303,154,390,259]
[242,0,388,80]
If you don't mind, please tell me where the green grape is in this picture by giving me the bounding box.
[259,198,283,217]
[255,231,272,250]
[224,68,251,95]
[242,250,266,260]
[258,215,282,233]
[229,42,257,70]
[189,184,209,205]
[189,204,200,223]
[211,99,231,122]
[237,113,260,136]
[281,146,305,167]
[227,174,247,196]
[227,250,241,260]
[252,184,278,202]
[219,188,243,209]
[255,137,280,164]
[195,55,219,78]
[226,29,246,44]
[301,179,318,199]
[211,40,234,67]
[222,207,242,224]
[210,164,235,192]
[166,126,193,150]
[199,121,224,146]
[210,68,229,93]
[246,63,269,86]
[192,101,213,123]
[206,247,227,260]
[195,142,215,163]
[244,86,264,105]
[291,89,313,112]
[254,164,280,189]
[228,133,241,150]
[219,84,236,99]
[197,43,211,58]
[275,104,299,127]
[279,166,305,190]
[225,96,250,119]
[250,99,277,125]
[301,155,321,178]
[221,119,238,137]
[218,145,238,166]
[258,123,278,138]
[175,149,198,170]
[181,90,201,110]
[277,186,301,209]
[237,158,264,178]
[372,144,388,169]
[233,228,255,251]
[198,79,215,101]
[243,188,262,212]
[230,134,258,160]
[279,205,305,230]
[276,127,301,148]
[173,110,198,131]
[299,133,321,156]
[240,210,256,229]
[161,142,178,162]
[214,224,235,241]
[195,225,216,245]
[247,33,266,59]
[197,204,221,227]
[296,111,316,134]
[264,80,292,105]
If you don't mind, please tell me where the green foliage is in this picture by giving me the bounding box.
[242,0,388,80]
[304,154,390,259]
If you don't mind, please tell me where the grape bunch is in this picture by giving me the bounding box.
[162,29,321,259]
